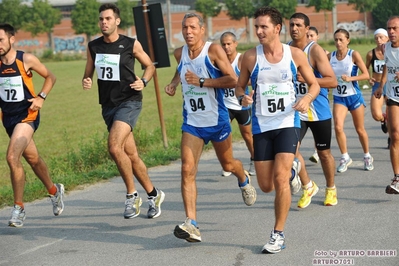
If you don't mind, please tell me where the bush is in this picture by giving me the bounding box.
[40,49,85,62]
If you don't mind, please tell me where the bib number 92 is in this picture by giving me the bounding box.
[337,85,347,95]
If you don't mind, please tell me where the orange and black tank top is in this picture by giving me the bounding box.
[0,50,36,116]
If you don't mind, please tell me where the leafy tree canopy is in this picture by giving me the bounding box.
[0,0,29,31]
[262,0,298,20]
[225,0,255,21]
[23,0,62,37]
[195,0,222,19]
[372,0,399,29]
[307,0,335,12]
[348,0,382,14]
[71,0,100,40]
[116,0,137,30]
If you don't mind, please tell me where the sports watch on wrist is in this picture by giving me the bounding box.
[237,95,245,105]
[38,91,47,100]
[141,78,148,87]
[199,78,205,88]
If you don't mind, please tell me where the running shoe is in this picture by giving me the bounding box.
[240,171,257,206]
[297,181,319,209]
[49,183,65,216]
[221,170,232,177]
[174,218,202,242]
[324,187,338,206]
[385,177,399,194]
[364,156,374,171]
[337,157,352,173]
[147,189,165,218]
[262,230,286,254]
[290,158,302,195]
[309,151,319,163]
[8,205,26,228]
[124,194,142,218]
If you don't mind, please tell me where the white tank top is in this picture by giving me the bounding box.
[250,44,299,134]
[223,53,242,110]
[330,50,360,97]
[178,42,227,127]
[384,42,399,103]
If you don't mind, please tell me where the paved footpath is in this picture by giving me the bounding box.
[0,90,398,266]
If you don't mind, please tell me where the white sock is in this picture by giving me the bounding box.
[364,152,371,158]
[341,153,349,160]
[305,181,313,189]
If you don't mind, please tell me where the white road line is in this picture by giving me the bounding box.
[19,237,67,256]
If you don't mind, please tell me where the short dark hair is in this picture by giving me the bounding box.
[290,13,310,27]
[309,26,319,35]
[220,31,237,42]
[334,28,350,39]
[254,6,282,30]
[0,23,15,37]
[99,3,120,19]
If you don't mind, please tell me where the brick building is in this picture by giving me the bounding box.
[14,0,374,53]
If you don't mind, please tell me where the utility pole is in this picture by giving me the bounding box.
[141,0,168,148]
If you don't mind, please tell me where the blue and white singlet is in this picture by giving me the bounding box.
[177,42,229,127]
[330,49,361,97]
[293,41,331,121]
[223,53,250,111]
[250,44,300,134]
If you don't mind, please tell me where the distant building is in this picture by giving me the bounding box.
[11,0,370,53]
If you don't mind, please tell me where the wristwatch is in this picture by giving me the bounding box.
[141,78,148,87]
[199,78,205,88]
[237,95,245,105]
[38,91,47,100]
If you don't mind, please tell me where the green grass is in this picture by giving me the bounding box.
[0,58,186,207]
[0,42,376,208]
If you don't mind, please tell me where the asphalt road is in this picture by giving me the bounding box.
[0,90,398,266]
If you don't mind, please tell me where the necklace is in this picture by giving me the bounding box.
[189,41,205,55]
[336,50,347,59]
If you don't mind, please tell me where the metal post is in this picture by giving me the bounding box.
[141,0,168,148]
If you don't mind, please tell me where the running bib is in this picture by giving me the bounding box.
[258,83,290,116]
[373,59,385,74]
[295,81,308,99]
[387,79,399,98]
[333,77,356,97]
[94,54,120,81]
[0,76,25,102]
[183,85,212,114]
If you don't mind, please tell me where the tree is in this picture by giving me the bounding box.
[307,0,335,41]
[348,0,382,36]
[372,0,399,29]
[23,0,62,50]
[195,0,222,39]
[0,0,29,31]
[225,0,256,43]
[71,0,100,42]
[116,0,137,34]
[261,0,297,41]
